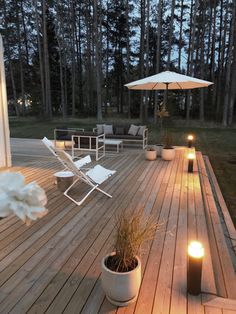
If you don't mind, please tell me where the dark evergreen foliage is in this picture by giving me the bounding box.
[0,0,235,125]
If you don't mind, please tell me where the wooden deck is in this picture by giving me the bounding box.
[0,139,236,314]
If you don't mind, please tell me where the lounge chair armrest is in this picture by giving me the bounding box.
[143,128,148,137]
[93,127,97,133]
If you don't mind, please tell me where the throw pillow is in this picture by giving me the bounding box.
[128,124,139,136]
[96,124,104,135]
[138,125,146,136]
[115,127,125,135]
[103,124,113,135]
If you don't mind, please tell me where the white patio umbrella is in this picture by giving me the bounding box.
[125,70,213,128]
[124,70,213,91]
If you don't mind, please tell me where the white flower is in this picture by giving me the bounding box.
[0,172,48,225]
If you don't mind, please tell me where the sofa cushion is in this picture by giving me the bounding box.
[104,124,113,135]
[96,124,104,135]
[128,124,139,136]
[106,134,143,140]
[138,125,146,136]
[55,126,69,140]
[115,127,125,135]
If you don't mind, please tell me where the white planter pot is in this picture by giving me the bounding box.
[101,252,141,307]
[145,150,156,160]
[155,144,164,157]
[161,147,175,161]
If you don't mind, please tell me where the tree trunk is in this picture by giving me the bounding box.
[3,1,19,116]
[199,2,206,121]
[227,2,236,126]
[186,0,198,122]
[16,0,25,115]
[167,0,175,69]
[144,0,150,122]
[139,0,145,122]
[178,0,184,71]
[20,0,29,67]
[126,0,131,119]
[33,0,46,116]
[154,0,162,124]
[42,0,52,119]
[222,5,235,126]
[55,0,66,119]
[85,1,93,113]
[70,0,76,117]
[94,0,103,121]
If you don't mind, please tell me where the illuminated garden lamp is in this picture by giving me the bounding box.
[187,135,194,148]
[187,153,195,173]
[187,241,204,295]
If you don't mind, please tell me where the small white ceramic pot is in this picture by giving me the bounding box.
[161,147,175,161]
[145,149,157,161]
[101,252,141,307]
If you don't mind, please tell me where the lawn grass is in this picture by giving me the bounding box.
[9,117,236,226]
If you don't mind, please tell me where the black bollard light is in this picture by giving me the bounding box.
[187,135,194,148]
[187,153,195,173]
[187,241,204,295]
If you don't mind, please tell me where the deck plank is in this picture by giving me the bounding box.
[0,140,235,314]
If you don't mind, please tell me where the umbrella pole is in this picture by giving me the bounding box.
[164,82,169,108]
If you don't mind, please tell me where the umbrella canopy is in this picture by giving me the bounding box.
[125,70,213,90]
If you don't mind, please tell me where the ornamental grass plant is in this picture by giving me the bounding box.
[106,209,158,273]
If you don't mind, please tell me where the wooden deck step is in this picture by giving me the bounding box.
[197,152,236,300]
[204,156,236,268]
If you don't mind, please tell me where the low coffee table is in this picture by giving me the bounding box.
[99,139,123,153]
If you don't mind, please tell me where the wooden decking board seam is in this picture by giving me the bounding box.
[113,154,180,314]
[4,154,146,312]
[0,152,135,268]
[0,141,233,314]
[0,198,74,287]
[97,152,176,314]
[134,153,182,314]
[170,154,188,314]
[60,156,167,313]
[29,157,153,312]
[0,191,71,255]
[151,151,184,314]
[0,154,128,254]
[74,158,171,310]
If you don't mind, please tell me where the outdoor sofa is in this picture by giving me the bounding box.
[93,123,148,149]
[54,123,148,155]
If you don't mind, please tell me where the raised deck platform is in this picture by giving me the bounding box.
[0,139,235,314]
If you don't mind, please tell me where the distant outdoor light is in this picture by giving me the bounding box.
[187,241,204,295]
[187,153,195,173]
[187,134,194,148]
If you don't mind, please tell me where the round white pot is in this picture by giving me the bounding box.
[155,144,164,157]
[101,252,141,307]
[161,147,175,161]
[145,150,156,161]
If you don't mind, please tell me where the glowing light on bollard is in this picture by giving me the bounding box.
[187,135,194,148]
[187,241,204,295]
[187,153,195,173]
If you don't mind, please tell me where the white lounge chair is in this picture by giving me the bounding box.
[42,137,91,169]
[55,150,116,206]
